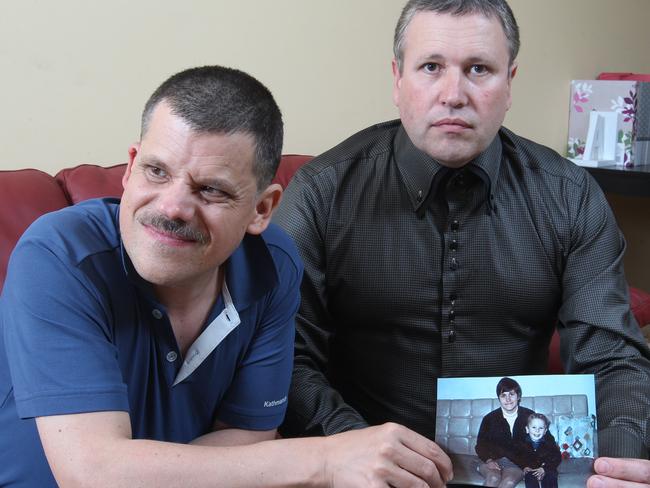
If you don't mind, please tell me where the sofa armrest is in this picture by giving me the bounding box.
[547,285,650,373]
[630,286,650,327]
[0,169,69,288]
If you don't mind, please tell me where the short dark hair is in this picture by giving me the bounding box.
[527,412,550,429]
[393,0,520,72]
[496,377,522,400]
[141,65,283,189]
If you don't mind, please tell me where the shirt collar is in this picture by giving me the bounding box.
[468,133,503,213]
[120,227,279,313]
[393,124,503,214]
[224,232,278,311]
[394,125,446,213]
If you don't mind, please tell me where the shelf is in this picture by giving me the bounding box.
[585,164,650,197]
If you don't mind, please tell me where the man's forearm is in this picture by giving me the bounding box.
[119,437,328,488]
[191,427,277,448]
[40,422,323,487]
[38,411,454,488]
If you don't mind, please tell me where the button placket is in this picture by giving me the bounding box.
[447,218,460,343]
[150,308,179,367]
[449,219,459,271]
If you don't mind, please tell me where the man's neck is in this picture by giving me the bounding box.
[501,407,518,417]
[154,267,224,356]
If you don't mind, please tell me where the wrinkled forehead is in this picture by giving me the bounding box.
[403,11,510,60]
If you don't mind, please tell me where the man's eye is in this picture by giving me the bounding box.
[145,165,167,180]
[201,186,228,199]
[422,62,440,73]
[470,65,488,75]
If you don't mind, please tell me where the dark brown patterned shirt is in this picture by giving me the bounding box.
[273,120,650,458]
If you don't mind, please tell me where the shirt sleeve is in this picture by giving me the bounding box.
[215,234,303,431]
[2,226,129,419]
[557,173,650,458]
[273,168,370,436]
[543,433,562,471]
[475,412,503,461]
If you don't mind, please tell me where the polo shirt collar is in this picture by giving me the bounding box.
[393,124,503,214]
[224,232,279,311]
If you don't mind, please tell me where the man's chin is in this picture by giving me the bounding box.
[138,268,183,287]
[422,145,479,168]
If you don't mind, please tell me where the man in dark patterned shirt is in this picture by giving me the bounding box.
[274,0,650,486]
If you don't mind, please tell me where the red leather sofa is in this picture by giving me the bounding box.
[1,156,649,374]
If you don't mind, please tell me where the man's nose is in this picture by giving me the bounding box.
[438,69,468,108]
[157,181,196,222]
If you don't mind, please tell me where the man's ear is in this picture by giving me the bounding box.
[123,142,141,189]
[509,61,518,81]
[392,58,402,107]
[505,62,518,111]
[246,183,283,235]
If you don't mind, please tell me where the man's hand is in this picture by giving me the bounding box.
[529,467,545,480]
[322,422,453,487]
[486,459,502,471]
[588,457,650,488]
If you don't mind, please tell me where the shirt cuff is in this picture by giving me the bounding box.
[598,426,649,459]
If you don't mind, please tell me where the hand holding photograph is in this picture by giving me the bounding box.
[436,375,596,487]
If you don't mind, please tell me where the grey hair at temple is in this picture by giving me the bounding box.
[393,0,520,72]
[140,65,283,189]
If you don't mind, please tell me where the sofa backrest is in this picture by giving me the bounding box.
[52,154,315,205]
[436,394,590,456]
[0,155,313,289]
[55,163,126,204]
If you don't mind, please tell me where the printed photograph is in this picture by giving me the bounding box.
[436,375,597,487]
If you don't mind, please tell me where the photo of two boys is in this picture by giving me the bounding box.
[436,375,597,487]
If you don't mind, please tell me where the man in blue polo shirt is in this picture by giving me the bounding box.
[0,66,453,487]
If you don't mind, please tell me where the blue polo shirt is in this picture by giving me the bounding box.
[0,198,303,487]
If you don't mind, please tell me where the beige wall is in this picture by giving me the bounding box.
[1,0,649,287]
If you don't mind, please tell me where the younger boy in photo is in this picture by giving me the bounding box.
[517,413,562,488]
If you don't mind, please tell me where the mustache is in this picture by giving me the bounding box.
[137,213,208,244]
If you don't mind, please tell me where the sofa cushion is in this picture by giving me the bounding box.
[0,169,69,287]
[631,287,650,327]
[272,154,313,188]
[55,163,127,204]
[446,452,592,486]
[556,415,596,459]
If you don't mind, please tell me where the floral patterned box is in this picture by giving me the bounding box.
[567,80,637,166]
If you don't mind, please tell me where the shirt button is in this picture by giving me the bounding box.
[450,257,458,270]
[152,309,163,319]
[448,330,457,343]
[449,240,458,251]
[451,220,460,231]
[166,351,178,362]
[449,309,456,320]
